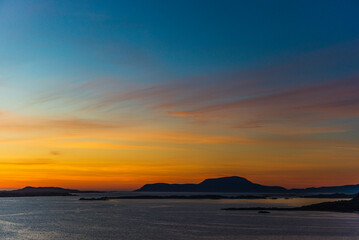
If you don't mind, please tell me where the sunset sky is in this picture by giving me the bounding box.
[1,0,359,190]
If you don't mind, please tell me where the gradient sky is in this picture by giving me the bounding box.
[1,0,359,190]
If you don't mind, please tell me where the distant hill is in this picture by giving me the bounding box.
[135,176,287,193]
[290,184,359,194]
[135,176,359,194]
[0,187,102,197]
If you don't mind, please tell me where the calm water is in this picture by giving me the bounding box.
[0,193,358,240]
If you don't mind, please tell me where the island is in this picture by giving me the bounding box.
[135,176,287,193]
[0,187,103,197]
[79,177,358,201]
[79,193,355,201]
[79,194,269,201]
[299,193,355,198]
[223,194,359,213]
[135,176,359,194]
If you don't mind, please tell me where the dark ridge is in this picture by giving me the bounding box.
[135,176,287,193]
[290,185,359,194]
[135,176,359,194]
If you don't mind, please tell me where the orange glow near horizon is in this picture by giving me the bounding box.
[1,121,358,190]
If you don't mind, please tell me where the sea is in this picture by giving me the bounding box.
[0,192,358,240]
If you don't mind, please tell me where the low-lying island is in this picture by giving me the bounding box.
[223,194,359,213]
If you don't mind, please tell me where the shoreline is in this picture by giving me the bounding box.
[223,194,359,213]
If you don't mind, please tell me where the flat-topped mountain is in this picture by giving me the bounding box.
[136,176,287,193]
[0,187,102,197]
[136,176,359,194]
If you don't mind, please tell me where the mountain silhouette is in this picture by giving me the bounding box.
[136,176,287,193]
[136,176,359,193]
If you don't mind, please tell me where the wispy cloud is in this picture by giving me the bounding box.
[50,150,61,156]
[0,159,55,166]
[73,41,359,137]
[0,112,121,132]
[10,41,359,149]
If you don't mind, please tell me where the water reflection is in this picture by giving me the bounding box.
[0,195,358,240]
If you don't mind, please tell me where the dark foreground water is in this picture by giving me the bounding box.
[0,193,358,240]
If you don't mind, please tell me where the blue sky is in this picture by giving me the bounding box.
[2,0,358,87]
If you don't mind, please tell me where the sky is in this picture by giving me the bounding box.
[0,0,359,190]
